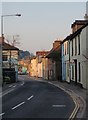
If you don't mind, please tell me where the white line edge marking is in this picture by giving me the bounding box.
[0,113,5,116]
[52,105,66,107]
[27,95,34,100]
[12,101,25,110]
[2,89,14,97]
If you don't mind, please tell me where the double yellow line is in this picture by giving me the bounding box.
[47,82,80,120]
[68,95,79,120]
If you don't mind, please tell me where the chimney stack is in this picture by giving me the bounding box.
[84,14,88,20]
[53,40,62,49]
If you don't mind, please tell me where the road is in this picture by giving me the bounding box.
[2,76,75,119]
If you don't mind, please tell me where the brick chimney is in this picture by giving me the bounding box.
[84,14,88,20]
[53,40,62,49]
[0,37,4,44]
[71,19,88,33]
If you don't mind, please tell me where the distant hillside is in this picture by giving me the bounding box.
[19,50,34,59]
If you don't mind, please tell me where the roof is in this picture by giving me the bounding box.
[70,21,88,40]
[36,51,49,57]
[3,42,19,50]
[71,20,88,28]
[63,21,88,43]
[45,43,62,59]
[62,34,72,43]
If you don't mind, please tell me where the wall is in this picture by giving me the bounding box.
[62,44,66,81]
[80,26,88,88]
[30,58,37,77]
[70,26,88,88]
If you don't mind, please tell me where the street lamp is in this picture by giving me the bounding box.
[1,14,21,43]
[0,13,21,85]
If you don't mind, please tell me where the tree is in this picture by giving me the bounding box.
[5,34,20,47]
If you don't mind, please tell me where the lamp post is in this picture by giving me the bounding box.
[0,13,21,86]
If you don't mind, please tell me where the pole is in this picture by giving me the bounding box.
[0,16,3,86]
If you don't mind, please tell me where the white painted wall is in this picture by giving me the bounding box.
[70,25,88,88]
[63,41,70,82]
[38,62,42,78]
[80,26,88,88]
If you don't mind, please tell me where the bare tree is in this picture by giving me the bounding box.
[5,34,20,47]
[12,35,20,47]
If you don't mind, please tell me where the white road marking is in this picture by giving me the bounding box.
[21,82,24,86]
[13,85,16,88]
[52,105,66,107]
[9,85,13,87]
[0,93,2,96]
[12,101,25,110]
[2,89,14,97]
[0,113,5,116]
[27,95,34,100]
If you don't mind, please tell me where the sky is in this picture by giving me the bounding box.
[0,1,87,55]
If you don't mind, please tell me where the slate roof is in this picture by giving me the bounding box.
[3,42,19,50]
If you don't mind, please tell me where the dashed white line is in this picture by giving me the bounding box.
[27,95,34,100]
[9,85,13,87]
[0,113,5,116]
[13,85,16,88]
[12,101,25,110]
[52,105,66,107]
[21,82,24,86]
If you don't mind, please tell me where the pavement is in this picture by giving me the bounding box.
[1,75,87,119]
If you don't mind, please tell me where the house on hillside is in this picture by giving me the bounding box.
[18,56,30,74]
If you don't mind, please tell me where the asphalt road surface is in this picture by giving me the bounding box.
[2,78,75,119]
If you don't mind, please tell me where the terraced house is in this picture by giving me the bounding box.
[46,40,62,81]
[62,19,88,89]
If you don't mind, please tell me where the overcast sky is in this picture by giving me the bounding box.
[1,2,87,54]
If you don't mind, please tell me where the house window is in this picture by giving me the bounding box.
[67,41,69,54]
[2,55,8,61]
[72,65,74,80]
[78,62,81,82]
[78,34,80,55]
[67,63,69,77]
[72,39,73,56]
[64,43,66,55]
[75,37,77,55]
